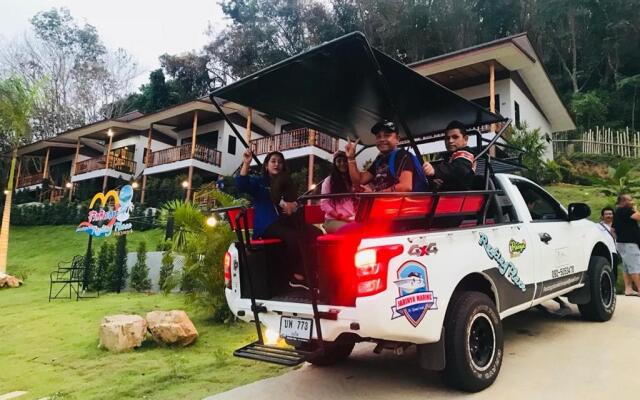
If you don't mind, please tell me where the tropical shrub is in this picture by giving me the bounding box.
[130,241,151,291]
[111,235,128,293]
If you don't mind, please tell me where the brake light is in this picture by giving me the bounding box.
[223,252,232,289]
[354,244,403,296]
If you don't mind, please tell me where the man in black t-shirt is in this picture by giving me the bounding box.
[344,120,415,192]
[422,120,476,191]
[613,193,640,296]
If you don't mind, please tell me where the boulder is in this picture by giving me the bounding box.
[99,314,147,352]
[0,272,22,288]
[145,310,198,346]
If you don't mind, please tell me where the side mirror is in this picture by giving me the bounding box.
[568,203,590,221]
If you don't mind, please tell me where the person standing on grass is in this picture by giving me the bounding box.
[613,194,640,296]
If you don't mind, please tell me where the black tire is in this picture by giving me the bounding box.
[297,340,355,366]
[578,256,616,322]
[443,291,503,392]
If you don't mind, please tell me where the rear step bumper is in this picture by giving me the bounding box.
[234,341,319,366]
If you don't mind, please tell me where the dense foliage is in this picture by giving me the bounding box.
[130,240,151,291]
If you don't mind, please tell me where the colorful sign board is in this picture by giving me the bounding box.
[76,185,134,237]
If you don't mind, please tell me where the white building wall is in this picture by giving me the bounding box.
[509,80,554,159]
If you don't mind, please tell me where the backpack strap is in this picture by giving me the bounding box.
[388,149,399,178]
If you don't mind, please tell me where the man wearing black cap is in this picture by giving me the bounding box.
[422,120,476,191]
[344,120,415,192]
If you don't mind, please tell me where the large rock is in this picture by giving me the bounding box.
[0,272,22,288]
[99,314,147,352]
[145,310,198,346]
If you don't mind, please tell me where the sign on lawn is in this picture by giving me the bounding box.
[76,185,134,237]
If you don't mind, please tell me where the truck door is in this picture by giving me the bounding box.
[509,179,579,298]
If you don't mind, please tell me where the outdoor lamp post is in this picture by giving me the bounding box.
[181,180,189,201]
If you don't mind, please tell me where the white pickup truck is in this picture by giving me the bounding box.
[209,31,617,392]
[221,174,617,392]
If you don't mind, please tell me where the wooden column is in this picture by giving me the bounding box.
[186,111,198,201]
[141,125,153,204]
[489,61,496,156]
[245,108,253,143]
[69,139,81,201]
[42,148,50,180]
[102,130,114,192]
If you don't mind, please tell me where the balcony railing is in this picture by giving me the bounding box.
[75,155,136,175]
[149,143,222,167]
[17,173,45,188]
[250,128,340,155]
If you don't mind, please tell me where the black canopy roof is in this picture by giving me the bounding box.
[211,32,504,146]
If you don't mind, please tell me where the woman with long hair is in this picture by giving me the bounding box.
[235,148,321,288]
[320,151,357,233]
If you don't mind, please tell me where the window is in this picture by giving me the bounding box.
[511,179,567,221]
[228,136,237,155]
[514,101,521,128]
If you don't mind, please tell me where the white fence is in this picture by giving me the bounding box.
[553,127,640,157]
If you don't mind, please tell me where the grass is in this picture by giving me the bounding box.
[543,183,615,222]
[0,226,284,400]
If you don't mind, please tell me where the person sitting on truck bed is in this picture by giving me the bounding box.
[320,151,357,233]
[344,120,424,192]
[422,120,476,191]
[235,149,322,289]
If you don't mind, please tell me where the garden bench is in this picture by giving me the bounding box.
[48,255,86,301]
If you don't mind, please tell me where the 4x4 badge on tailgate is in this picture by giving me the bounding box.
[391,261,438,327]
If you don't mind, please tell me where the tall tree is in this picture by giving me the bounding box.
[0,8,138,138]
[0,76,39,272]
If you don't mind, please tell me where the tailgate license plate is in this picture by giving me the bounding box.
[279,316,313,342]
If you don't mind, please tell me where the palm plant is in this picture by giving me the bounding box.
[159,191,245,320]
[600,160,640,197]
[0,76,40,272]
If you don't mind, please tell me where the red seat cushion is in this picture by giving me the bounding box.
[250,238,283,246]
[304,204,325,225]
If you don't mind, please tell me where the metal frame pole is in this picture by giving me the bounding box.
[210,95,262,167]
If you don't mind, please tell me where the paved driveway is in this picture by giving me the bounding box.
[206,296,638,399]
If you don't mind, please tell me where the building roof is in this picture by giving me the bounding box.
[410,33,575,132]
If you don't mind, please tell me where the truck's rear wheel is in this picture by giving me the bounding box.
[578,256,616,322]
[443,292,503,392]
[297,341,355,366]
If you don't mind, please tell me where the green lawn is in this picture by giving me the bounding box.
[0,226,284,400]
[543,183,614,222]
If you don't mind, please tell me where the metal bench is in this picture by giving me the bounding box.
[48,255,86,301]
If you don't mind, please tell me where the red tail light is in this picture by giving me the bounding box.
[223,252,232,289]
[354,244,403,296]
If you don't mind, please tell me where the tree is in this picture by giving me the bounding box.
[617,74,640,130]
[159,52,212,100]
[127,69,180,114]
[94,241,111,292]
[0,8,138,138]
[158,247,175,292]
[111,235,128,293]
[0,76,39,272]
[506,124,547,181]
[130,240,151,292]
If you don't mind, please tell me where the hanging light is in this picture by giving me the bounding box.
[65,182,72,189]
[181,180,189,189]
[131,182,139,189]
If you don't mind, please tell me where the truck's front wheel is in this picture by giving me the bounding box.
[578,256,616,322]
[443,292,503,392]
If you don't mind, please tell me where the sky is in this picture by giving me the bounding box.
[0,0,227,87]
